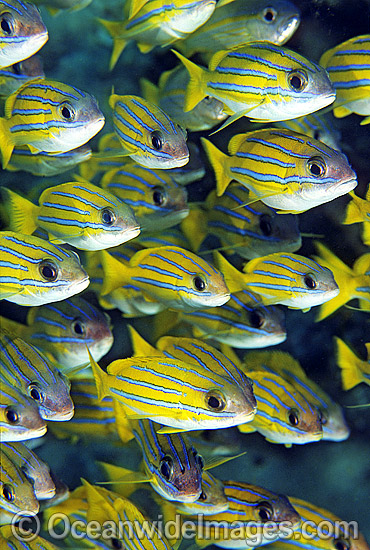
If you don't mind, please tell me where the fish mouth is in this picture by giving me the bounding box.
[40,407,74,421]
[278,15,300,44]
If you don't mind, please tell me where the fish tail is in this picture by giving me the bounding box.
[213,252,244,293]
[362,222,370,246]
[1,188,38,234]
[0,118,14,169]
[140,77,160,105]
[0,315,25,337]
[100,250,127,296]
[171,50,206,112]
[98,19,128,70]
[127,325,159,356]
[201,137,231,196]
[335,337,364,390]
[112,400,135,443]
[180,206,208,252]
[88,347,108,401]
[343,193,366,224]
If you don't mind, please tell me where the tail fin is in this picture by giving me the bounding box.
[335,337,364,390]
[171,50,206,112]
[0,118,14,169]
[127,325,159,356]
[343,192,366,224]
[98,19,128,70]
[200,137,231,196]
[180,206,208,252]
[1,188,38,234]
[87,347,108,401]
[100,250,127,296]
[213,252,245,293]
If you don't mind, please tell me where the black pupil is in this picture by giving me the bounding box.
[264,10,274,21]
[111,538,123,549]
[336,541,349,550]
[290,75,302,90]
[304,276,316,289]
[313,130,320,140]
[319,409,328,425]
[153,189,164,206]
[258,505,272,521]
[194,452,204,470]
[208,395,220,409]
[61,106,72,119]
[1,17,11,34]
[41,263,57,281]
[6,408,18,424]
[259,216,272,236]
[309,162,322,176]
[160,460,171,480]
[3,486,14,501]
[73,321,84,335]
[249,309,264,328]
[289,411,299,426]
[199,491,207,501]
[193,276,205,291]
[13,62,21,75]
[151,132,162,150]
[102,209,114,225]
[30,387,41,401]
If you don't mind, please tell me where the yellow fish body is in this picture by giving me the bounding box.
[201,128,357,207]
[6,145,92,177]
[0,78,105,168]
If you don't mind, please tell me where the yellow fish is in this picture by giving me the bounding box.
[343,184,370,246]
[335,337,370,390]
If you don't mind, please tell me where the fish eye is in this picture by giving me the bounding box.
[71,318,86,336]
[159,456,173,481]
[110,538,123,550]
[288,70,308,92]
[288,408,300,426]
[206,391,226,412]
[192,275,206,292]
[262,7,277,22]
[12,62,22,75]
[249,309,264,328]
[101,208,116,226]
[0,13,14,35]
[150,131,163,151]
[59,102,76,121]
[198,491,207,501]
[256,501,274,521]
[318,408,328,426]
[28,384,44,404]
[5,407,19,424]
[304,273,317,289]
[39,260,58,282]
[307,156,327,177]
[2,484,15,502]
[334,539,351,550]
[259,214,273,236]
[313,130,320,140]
[193,450,204,470]
[152,186,165,206]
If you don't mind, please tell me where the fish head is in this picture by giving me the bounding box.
[169,0,216,34]
[252,0,301,45]
[15,52,44,78]
[1,387,47,441]
[178,472,228,514]
[144,123,189,169]
[28,369,74,421]
[0,1,48,68]
[152,442,203,502]
[241,299,287,348]
[140,178,189,231]
[291,261,340,309]
[0,455,40,517]
[318,404,350,442]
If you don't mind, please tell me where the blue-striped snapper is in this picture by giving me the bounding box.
[320,34,370,125]
[220,346,323,445]
[152,289,287,349]
[100,163,189,232]
[7,145,92,177]
[99,245,230,312]
[0,231,89,306]
[0,332,74,421]
[177,0,300,58]
[201,129,357,209]
[0,1,48,69]
[141,65,227,132]
[264,495,370,550]
[0,78,105,169]
[159,479,301,548]
[2,181,140,251]
[215,252,339,311]
[109,94,189,169]
[195,184,302,259]
[0,525,61,550]
[99,415,204,503]
[176,471,228,515]
[0,54,44,97]
[0,378,47,441]
[0,447,39,525]
[335,337,370,391]
[172,42,335,127]
[313,242,370,320]
[1,442,55,500]
[0,296,113,370]
[99,0,216,69]
[89,349,258,432]
[343,184,370,246]
[242,349,349,442]
[274,112,342,151]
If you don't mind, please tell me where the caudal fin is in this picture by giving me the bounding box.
[335,337,364,390]
[0,119,14,169]
[200,137,231,196]
[2,188,38,234]
[171,50,206,112]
